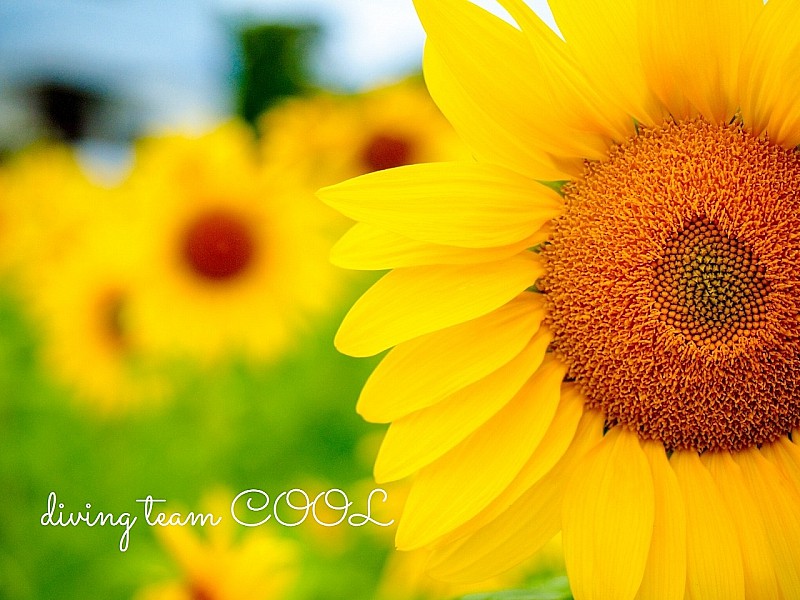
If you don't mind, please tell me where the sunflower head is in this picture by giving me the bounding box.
[125,122,340,364]
[320,0,800,597]
[260,79,470,190]
[135,492,297,600]
[1,144,168,414]
[543,117,800,453]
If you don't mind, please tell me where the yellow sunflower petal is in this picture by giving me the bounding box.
[492,0,635,139]
[671,450,745,600]
[739,0,800,148]
[319,162,563,248]
[635,442,685,600]
[515,0,661,126]
[433,383,586,549]
[330,222,550,270]
[374,328,552,482]
[639,0,761,123]
[335,254,542,357]
[702,452,780,600]
[761,437,800,498]
[562,427,654,600]
[414,0,619,165]
[358,292,546,422]
[427,410,605,583]
[735,447,800,599]
[422,43,573,181]
[423,42,579,182]
[395,357,568,550]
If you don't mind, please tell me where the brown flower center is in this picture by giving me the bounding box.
[183,210,255,281]
[543,118,800,452]
[653,216,770,347]
[189,582,214,600]
[362,133,413,172]
[97,289,127,350]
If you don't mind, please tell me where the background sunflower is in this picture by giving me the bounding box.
[123,123,340,365]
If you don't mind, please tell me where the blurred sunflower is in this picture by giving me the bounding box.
[27,205,167,414]
[320,1,800,599]
[259,79,469,191]
[3,145,165,413]
[0,145,96,278]
[126,123,338,364]
[136,493,297,600]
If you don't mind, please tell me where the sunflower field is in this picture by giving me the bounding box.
[5,1,800,600]
[0,4,565,599]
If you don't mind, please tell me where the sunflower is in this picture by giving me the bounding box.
[319,0,800,598]
[0,145,96,278]
[126,123,338,364]
[26,205,167,414]
[135,493,296,600]
[259,79,469,191]
[375,532,562,600]
[3,146,165,413]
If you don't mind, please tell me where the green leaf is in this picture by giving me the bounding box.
[235,22,319,127]
[459,576,573,600]
[538,180,569,196]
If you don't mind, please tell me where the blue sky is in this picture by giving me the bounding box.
[0,0,557,137]
[229,0,558,88]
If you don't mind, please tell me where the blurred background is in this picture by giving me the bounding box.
[0,1,564,599]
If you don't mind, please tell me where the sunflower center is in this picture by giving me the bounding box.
[188,582,214,600]
[183,210,255,281]
[543,118,800,452]
[362,133,413,172]
[97,289,127,350]
[653,216,769,347]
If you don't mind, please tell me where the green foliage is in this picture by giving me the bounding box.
[459,576,573,600]
[0,280,394,600]
[539,181,569,196]
[236,23,319,127]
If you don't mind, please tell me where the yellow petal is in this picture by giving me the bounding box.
[415,0,620,166]
[427,410,605,583]
[336,254,542,357]
[513,0,661,126]
[395,357,568,550]
[562,427,654,600]
[422,43,574,181]
[735,447,800,599]
[320,162,563,248]
[433,382,585,549]
[671,450,745,600]
[635,442,685,600]
[739,0,800,147]
[374,328,552,481]
[422,43,575,181]
[498,382,586,489]
[761,437,800,499]
[702,452,780,600]
[358,292,546,422]
[639,0,761,123]
[330,222,550,270]
[491,0,634,140]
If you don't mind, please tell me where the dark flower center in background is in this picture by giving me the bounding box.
[362,133,413,172]
[189,581,215,600]
[96,288,128,350]
[183,210,255,281]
